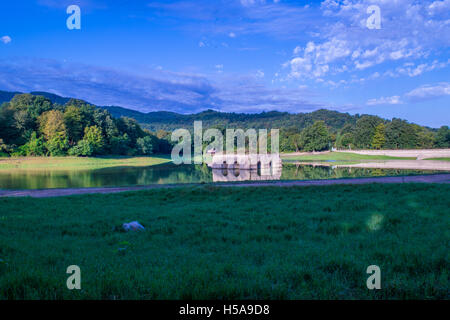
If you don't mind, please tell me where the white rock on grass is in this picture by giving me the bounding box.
[122,221,145,231]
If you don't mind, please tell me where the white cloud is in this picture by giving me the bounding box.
[284,0,450,83]
[367,96,403,106]
[389,59,450,77]
[355,60,375,70]
[1,36,11,44]
[289,57,313,78]
[406,82,450,101]
[288,38,351,79]
[0,57,335,114]
[390,50,404,60]
[428,0,450,15]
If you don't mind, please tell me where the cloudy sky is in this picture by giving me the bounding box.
[0,0,449,127]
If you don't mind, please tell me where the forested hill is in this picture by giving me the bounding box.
[1,90,449,153]
[2,90,361,132]
[102,105,449,151]
[102,105,357,132]
[0,90,429,132]
[0,90,72,106]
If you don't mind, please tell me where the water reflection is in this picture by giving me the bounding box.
[212,165,282,182]
[0,163,212,190]
[0,162,447,190]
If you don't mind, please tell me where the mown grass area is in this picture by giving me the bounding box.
[0,156,172,171]
[0,184,449,300]
[281,152,416,162]
[425,158,450,162]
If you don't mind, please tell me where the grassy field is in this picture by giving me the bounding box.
[0,156,172,171]
[0,183,448,300]
[281,152,416,162]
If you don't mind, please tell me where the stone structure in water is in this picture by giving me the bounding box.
[208,152,282,182]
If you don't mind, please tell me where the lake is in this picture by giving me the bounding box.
[0,162,447,190]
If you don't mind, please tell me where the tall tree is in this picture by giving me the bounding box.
[372,123,386,149]
[137,136,155,155]
[83,125,105,154]
[354,115,383,149]
[20,132,46,156]
[39,110,66,141]
[64,105,84,144]
[38,110,69,156]
[435,126,450,148]
[299,121,332,152]
[414,125,435,149]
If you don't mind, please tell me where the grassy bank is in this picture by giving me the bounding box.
[0,156,172,171]
[282,152,416,162]
[0,184,449,299]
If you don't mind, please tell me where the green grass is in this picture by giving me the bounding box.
[282,152,416,162]
[0,155,172,171]
[0,184,449,300]
[424,158,450,162]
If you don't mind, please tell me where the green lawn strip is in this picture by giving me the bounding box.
[281,152,416,162]
[424,158,450,162]
[0,183,448,299]
[282,160,362,166]
[0,155,172,171]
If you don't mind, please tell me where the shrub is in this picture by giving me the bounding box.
[68,140,94,157]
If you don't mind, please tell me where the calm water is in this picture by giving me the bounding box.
[0,163,446,190]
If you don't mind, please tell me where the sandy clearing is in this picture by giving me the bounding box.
[294,160,450,171]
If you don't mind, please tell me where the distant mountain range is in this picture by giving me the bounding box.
[0,90,435,133]
[0,90,73,106]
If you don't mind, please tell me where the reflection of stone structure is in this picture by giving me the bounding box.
[212,166,282,182]
[209,153,282,182]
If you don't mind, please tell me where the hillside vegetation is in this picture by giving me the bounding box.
[0,94,172,157]
[101,105,450,152]
[1,91,449,155]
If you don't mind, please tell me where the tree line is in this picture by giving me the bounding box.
[105,106,449,152]
[0,94,449,157]
[278,117,449,152]
[0,94,172,157]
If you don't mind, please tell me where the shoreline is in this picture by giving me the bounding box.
[1,173,449,198]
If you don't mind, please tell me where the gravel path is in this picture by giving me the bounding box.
[0,174,449,198]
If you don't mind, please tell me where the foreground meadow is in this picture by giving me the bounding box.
[0,184,449,299]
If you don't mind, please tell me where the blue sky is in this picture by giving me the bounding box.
[0,0,449,127]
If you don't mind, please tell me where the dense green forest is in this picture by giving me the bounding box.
[0,91,449,156]
[0,94,172,157]
[103,104,450,153]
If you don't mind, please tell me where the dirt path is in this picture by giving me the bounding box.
[0,174,449,198]
[294,160,450,171]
